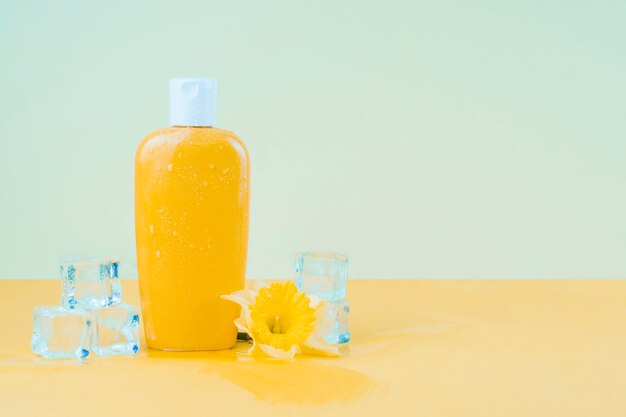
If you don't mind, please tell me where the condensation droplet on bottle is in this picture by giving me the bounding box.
[149,225,154,234]
[155,250,160,258]
[189,244,194,249]
[167,164,173,172]
[177,152,182,158]
[173,230,177,236]
[222,167,230,174]
[202,180,208,187]
[209,163,216,169]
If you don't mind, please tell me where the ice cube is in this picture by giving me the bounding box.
[31,306,92,359]
[294,251,348,301]
[61,257,121,310]
[92,303,140,356]
[323,300,350,344]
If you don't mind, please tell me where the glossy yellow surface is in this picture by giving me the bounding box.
[135,127,249,350]
[1,280,626,416]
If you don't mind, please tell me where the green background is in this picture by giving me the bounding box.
[0,0,624,278]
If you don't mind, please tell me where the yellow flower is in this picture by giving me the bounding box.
[222,281,340,359]
[249,282,316,351]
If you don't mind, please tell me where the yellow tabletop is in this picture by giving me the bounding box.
[1,280,625,416]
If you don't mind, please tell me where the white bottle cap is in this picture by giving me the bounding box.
[169,78,217,127]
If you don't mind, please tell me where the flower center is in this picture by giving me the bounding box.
[268,315,287,334]
[248,282,317,351]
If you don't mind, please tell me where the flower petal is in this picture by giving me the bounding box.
[249,280,270,292]
[233,317,250,334]
[311,299,335,335]
[308,294,324,309]
[301,335,341,357]
[222,289,257,307]
[257,343,300,360]
[247,339,258,355]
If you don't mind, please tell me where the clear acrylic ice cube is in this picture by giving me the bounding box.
[294,251,348,302]
[31,306,92,359]
[323,300,350,344]
[61,257,121,310]
[92,303,140,356]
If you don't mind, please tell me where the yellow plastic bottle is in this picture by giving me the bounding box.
[134,78,249,350]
